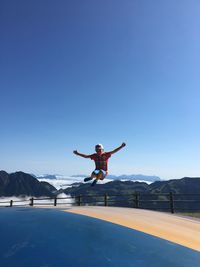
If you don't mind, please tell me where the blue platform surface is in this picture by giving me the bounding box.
[0,208,199,267]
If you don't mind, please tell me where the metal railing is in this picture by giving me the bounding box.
[0,193,200,213]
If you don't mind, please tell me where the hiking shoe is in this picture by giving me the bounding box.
[91,179,98,186]
[84,177,93,182]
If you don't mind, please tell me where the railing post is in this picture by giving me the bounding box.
[104,194,108,206]
[169,192,174,213]
[135,193,139,208]
[30,197,34,206]
[54,197,57,206]
[77,195,81,206]
[10,200,13,207]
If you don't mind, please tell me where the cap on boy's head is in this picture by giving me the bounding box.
[95,144,104,150]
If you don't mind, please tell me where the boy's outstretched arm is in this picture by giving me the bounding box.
[73,150,91,158]
[109,143,126,154]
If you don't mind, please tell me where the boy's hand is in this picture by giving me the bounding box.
[121,142,126,147]
[73,150,79,155]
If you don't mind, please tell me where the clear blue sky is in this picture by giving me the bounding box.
[1,0,200,179]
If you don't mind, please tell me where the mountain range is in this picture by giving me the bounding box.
[0,171,56,197]
[106,174,161,182]
[62,177,200,196]
[1,170,200,203]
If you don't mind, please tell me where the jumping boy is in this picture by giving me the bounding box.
[73,143,126,186]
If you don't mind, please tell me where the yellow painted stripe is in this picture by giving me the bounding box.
[64,206,200,252]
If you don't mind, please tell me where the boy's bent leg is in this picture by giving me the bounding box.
[84,177,93,182]
[91,179,98,186]
[91,170,106,186]
[84,171,97,182]
[98,170,107,180]
[91,170,100,186]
